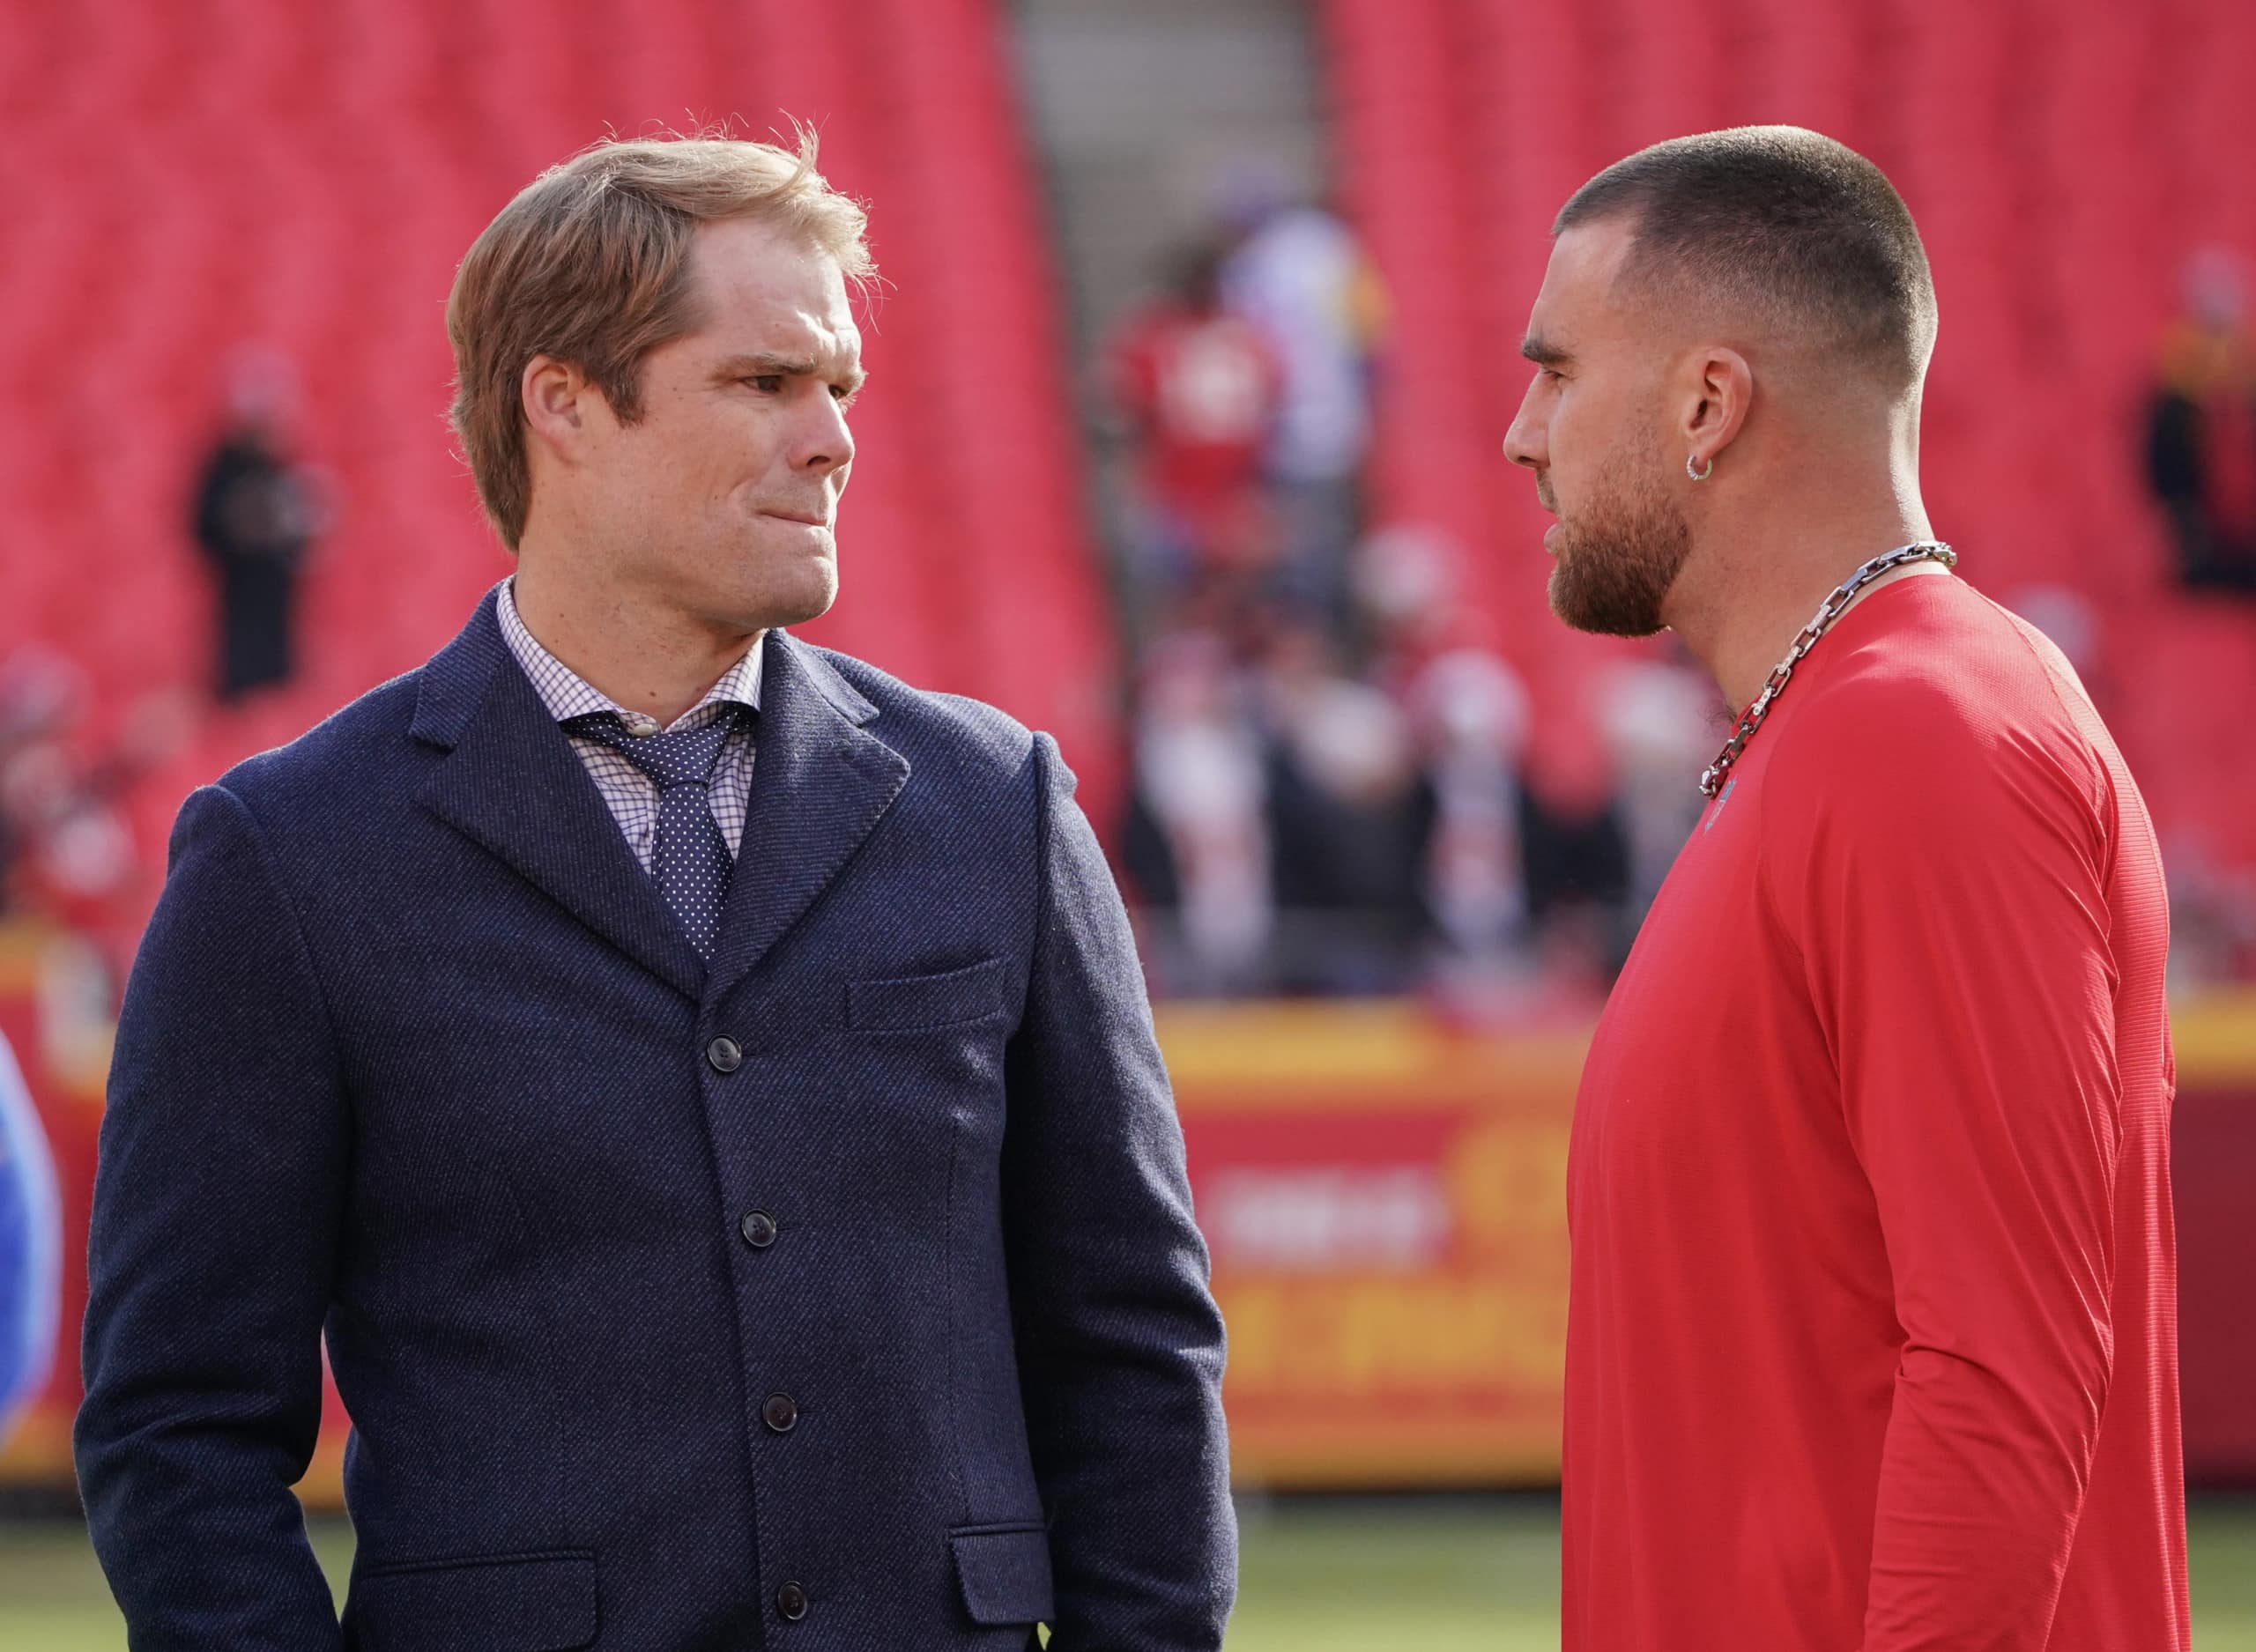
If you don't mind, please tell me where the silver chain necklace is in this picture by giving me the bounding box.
[1697,541,1957,797]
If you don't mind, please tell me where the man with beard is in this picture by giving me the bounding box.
[1503,128,2186,1650]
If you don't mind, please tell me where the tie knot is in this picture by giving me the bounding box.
[568,708,738,790]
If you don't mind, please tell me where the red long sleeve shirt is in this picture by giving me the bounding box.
[1563,574,2187,1650]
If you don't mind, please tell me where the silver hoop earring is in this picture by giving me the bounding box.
[1687,454,1714,483]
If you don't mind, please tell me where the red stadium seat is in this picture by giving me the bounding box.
[3,0,1120,906]
[1317,0,2256,866]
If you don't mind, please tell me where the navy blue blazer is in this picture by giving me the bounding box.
[76,591,1234,1651]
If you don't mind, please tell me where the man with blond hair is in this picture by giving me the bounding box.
[77,133,1234,1652]
[1505,127,2186,1649]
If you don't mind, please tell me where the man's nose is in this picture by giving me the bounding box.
[1503,386,1546,472]
[798,393,856,474]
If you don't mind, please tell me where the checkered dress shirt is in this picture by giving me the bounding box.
[495,579,762,867]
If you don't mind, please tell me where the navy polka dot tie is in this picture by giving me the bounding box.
[568,710,739,962]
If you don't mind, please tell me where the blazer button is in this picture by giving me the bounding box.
[706,1036,743,1073]
[739,1210,779,1249]
[762,1392,799,1433]
[776,1581,809,1620]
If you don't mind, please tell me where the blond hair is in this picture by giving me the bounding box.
[446,128,873,549]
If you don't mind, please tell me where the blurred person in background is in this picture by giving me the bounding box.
[1354,525,1538,985]
[191,349,327,699]
[78,132,1233,1652]
[2163,848,2256,988]
[1221,189,1384,624]
[1349,527,1636,982]
[0,1028,62,1448]
[2145,249,2256,595]
[0,648,141,952]
[1102,241,1284,613]
[1251,609,1423,993]
[1512,760,1633,983]
[1122,630,1273,996]
[1404,647,1532,975]
[0,649,83,915]
[1506,127,2185,1649]
[1591,656,1710,916]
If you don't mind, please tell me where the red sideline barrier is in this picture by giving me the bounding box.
[1173,999,2256,1489]
[4,939,2252,1498]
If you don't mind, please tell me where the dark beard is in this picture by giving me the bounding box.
[1545,448,1692,638]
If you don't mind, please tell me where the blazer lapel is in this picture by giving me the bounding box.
[707,630,909,1007]
[411,591,708,1001]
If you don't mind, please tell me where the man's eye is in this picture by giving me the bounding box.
[831,384,857,404]
[746,375,786,393]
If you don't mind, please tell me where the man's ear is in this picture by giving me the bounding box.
[521,355,591,465]
[1679,345,1754,476]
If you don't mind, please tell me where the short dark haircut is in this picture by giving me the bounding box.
[1555,126,1937,386]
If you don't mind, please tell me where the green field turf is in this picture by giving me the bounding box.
[2,1496,2251,1648]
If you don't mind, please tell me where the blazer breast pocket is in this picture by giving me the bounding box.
[846,956,1013,1033]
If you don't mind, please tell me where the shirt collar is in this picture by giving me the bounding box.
[496,577,764,732]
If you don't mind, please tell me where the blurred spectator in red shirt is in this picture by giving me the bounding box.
[2145,249,2256,595]
[1103,244,1284,600]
